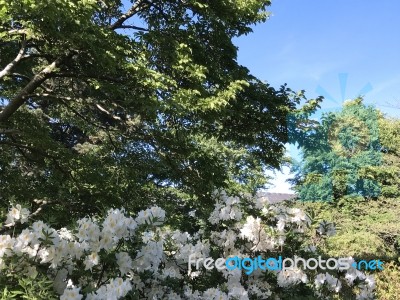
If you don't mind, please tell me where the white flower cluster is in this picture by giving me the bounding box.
[5,204,30,226]
[208,191,242,224]
[264,205,311,234]
[277,268,308,287]
[240,216,276,251]
[210,229,238,255]
[0,207,146,299]
[86,278,132,300]
[314,258,375,299]
[315,272,342,292]
[345,258,376,300]
[0,193,376,300]
[60,286,82,300]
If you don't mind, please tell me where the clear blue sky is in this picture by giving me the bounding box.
[235,0,400,115]
[234,0,400,192]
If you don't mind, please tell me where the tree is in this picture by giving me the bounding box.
[292,98,400,202]
[291,98,388,202]
[374,116,400,197]
[0,0,320,225]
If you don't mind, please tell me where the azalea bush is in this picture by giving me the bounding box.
[1,192,375,299]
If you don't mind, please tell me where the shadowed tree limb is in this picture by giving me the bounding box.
[0,40,26,80]
[0,52,77,123]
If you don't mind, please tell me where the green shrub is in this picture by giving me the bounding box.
[375,261,400,300]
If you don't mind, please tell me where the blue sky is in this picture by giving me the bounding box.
[234,0,400,192]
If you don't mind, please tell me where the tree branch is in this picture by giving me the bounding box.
[30,199,53,218]
[0,52,76,123]
[110,0,148,30]
[52,72,125,83]
[10,72,31,81]
[7,29,28,35]
[26,92,124,130]
[117,25,149,31]
[0,128,20,134]
[95,103,122,121]
[21,53,55,61]
[7,73,54,94]
[0,40,26,80]
[0,141,56,158]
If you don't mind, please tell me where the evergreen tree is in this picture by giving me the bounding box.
[292,98,384,201]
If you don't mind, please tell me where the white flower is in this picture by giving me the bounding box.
[363,275,376,290]
[150,206,166,225]
[247,279,272,299]
[356,288,375,300]
[84,252,100,270]
[136,206,165,226]
[210,229,238,254]
[161,266,182,279]
[277,219,286,232]
[60,287,83,300]
[208,194,243,224]
[254,196,269,209]
[184,287,201,299]
[102,208,133,241]
[315,273,326,288]
[240,216,276,251]
[227,277,249,299]
[61,240,86,260]
[77,218,100,246]
[315,272,342,292]
[99,232,115,251]
[0,197,375,300]
[189,271,201,279]
[288,208,310,225]
[325,273,342,292]
[0,235,15,257]
[20,207,30,223]
[171,230,191,244]
[133,240,164,272]
[87,278,132,300]
[277,268,308,287]
[116,252,133,275]
[166,292,182,300]
[345,269,359,286]
[142,231,155,243]
[203,288,228,300]
[5,204,30,225]
[59,228,74,240]
[135,209,151,225]
[277,235,285,246]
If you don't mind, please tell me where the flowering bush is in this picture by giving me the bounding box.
[0,192,375,299]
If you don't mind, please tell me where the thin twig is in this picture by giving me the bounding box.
[118,25,149,31]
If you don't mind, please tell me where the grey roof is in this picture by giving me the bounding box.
[257,192,297,204]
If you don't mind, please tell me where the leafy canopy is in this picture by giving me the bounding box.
[0,0,319,223]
